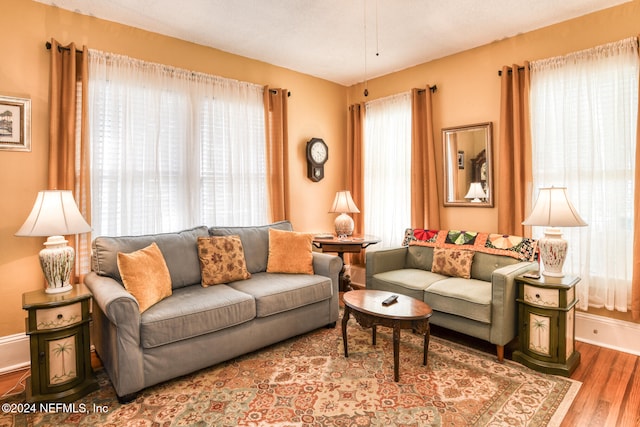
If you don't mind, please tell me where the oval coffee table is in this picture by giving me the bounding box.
[342,289,433,382]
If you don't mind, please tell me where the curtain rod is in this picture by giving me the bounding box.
[269,89,292,97]
[418,85,438,93]
[497,66,527,76]
[45,41,83,54]
[46,41,293,98]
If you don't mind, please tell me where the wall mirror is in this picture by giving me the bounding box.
[442,122,493,207]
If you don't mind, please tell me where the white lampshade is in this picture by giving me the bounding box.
[522,187,587,277]
[329,191,360,214]
[464,182,487,203]
[16,190,91,293]
[329,191,360,237]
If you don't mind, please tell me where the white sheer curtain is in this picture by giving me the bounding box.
[530,37,639,312]
[88,50,268,237]
[364,92,412,247]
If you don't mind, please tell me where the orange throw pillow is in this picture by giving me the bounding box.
[266,228,314,274]
[431,247,475,279]
[117,242,172,313]
[197,235,251,286]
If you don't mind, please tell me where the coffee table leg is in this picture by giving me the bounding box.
[393,326,400,382]
[342,306,350,358]
[423,321,430,366]
[372,325,377,346]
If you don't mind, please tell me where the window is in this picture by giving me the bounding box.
[529,37,639,312]
[88,51,268,237]
[364,92,412,247]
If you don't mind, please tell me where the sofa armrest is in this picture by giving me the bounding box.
[489,261,538,346]
[365,247,407,286]
[84,271,144,398]
[85,271,141,329]
[312,252,343,284]
[312,252,343,323]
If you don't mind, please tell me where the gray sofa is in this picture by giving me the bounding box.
[366,229,537,361]
[84,221,342,402]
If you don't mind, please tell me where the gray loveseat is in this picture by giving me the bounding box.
[85,221,342,402]
[366,229,537,361]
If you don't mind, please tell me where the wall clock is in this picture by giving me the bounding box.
[306,138,328,182]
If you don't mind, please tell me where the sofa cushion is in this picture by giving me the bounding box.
[140,284,256,349]
[209,221,293,274]
[266,228,314,274]
[92,226,210,289]
[425,277,492,323]
[470,252,521,282]
[371,269,447,301]
[405,245,434,270]
[117,242,173,313]
[197,235,251,286]
[229,272,332,317]
[431,247,475,279]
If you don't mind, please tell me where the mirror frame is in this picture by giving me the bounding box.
[442,122,494,207]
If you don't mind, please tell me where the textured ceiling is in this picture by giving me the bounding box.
[35,0,629,86]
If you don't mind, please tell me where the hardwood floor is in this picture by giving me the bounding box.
[562,341,640,427]
[1,338,638,426]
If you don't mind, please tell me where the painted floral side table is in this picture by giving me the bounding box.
[23,283,98,402]
[513,274,581,376]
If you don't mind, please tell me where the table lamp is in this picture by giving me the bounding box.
[522,186,587,277]
[464,182,487,203]
[16,190,92,294]
[329,190,360,238]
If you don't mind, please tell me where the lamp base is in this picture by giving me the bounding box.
[539,227,568,278]
[40,236,75,294]
[334,213,354,239]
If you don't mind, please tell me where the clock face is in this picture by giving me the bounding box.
[311,141,327,164]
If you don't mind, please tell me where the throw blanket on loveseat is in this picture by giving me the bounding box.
[403,228,537,262]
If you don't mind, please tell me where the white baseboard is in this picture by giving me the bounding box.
[575,312,640,356]
[0,333,30,374]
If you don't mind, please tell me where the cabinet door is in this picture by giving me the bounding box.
[36,326,86,393]
[520,305,559,362]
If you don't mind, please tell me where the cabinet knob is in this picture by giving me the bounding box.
[39,351,45,363]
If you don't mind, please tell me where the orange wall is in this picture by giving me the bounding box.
[1,1,640,337]
[0,0,346,337]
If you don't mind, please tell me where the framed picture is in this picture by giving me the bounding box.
[0,95,31,152]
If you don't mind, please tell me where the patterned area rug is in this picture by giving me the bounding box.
[3,319,580,427]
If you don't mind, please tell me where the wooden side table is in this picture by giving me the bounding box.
[513,274,580,376]
[22,284,99,403]
[313,235,380,292]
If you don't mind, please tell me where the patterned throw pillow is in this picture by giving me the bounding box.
[197,235,251,287]
[266,228,314,274]
[117,242,172,313]
[431,247,475,279]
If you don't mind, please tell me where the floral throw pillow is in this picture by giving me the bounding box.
[197,235,251,287]
[431,247,475,279]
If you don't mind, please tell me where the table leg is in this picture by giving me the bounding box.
[342,306,350,358]
[393,326,400,382]
[337,252,353,292]
[372,325,377,345]
[423,321,430,366]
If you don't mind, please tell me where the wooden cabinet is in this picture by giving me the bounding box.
[23,284,99,402]
[513,275,581,376]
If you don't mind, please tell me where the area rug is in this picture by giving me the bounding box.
[2,320,580,427]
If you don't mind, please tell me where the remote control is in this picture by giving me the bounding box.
[382,295,399,306]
